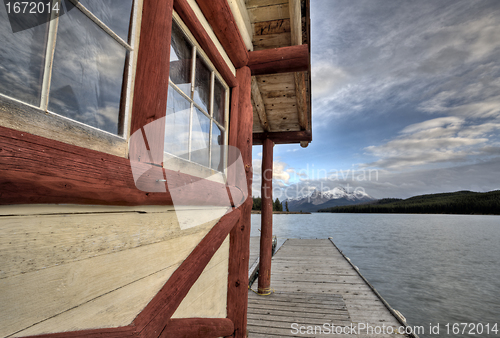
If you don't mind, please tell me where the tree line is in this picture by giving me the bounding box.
[318,190,500,215]
[252,197,289,212]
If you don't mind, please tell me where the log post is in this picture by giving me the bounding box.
[227,67,253,338]
[130,0,174,139]
[258,138,274,294]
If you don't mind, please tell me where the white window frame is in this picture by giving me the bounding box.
[0,0,140,139]
[167,13,230,174]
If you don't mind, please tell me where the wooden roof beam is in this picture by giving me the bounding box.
[290,0,310,148]
[247,44,309,76]
[252,131,312,145]
[227,0,254,51]
[174,0,237,87]
[295,72,308,130]
[289,0,302,45]
[196,0,249,68]
[251,76,270,132]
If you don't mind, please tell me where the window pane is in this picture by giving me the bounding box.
[170,21,192,97]
[190,108,210,167]
[165,85,190,159]
[213,79,225,125]
[78,0,134,42]
[48,7,128,135]
[0,7,48,106]
[193,57,210,113]
[211,123,224,171]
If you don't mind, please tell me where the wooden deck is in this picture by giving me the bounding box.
[247,238,413,337]
[248,236,260,283]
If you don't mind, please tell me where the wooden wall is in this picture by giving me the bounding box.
[0,205,230,337]
[0,0,262,336]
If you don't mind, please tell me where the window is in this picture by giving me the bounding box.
[166,18,229,172]
[0,0,137,136]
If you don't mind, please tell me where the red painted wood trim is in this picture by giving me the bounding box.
[174,0,237,87]
[227,67,253,338]
[226,85,240,196]
[252,130,312,145]
[133,209,241,336]
[130,0,174,136]
[159,318,234,338]
[228,85,240,150]
[20,326,136,338]
[0,126,243,206]
[195,0,249,69]
[258,138,273,294]
[248,44,310,76]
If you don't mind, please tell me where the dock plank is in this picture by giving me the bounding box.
[247,239,413,337]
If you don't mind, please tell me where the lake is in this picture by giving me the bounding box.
[250,213,500,337]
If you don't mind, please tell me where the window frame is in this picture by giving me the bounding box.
[0,0,140,140]
[167,12,230,174]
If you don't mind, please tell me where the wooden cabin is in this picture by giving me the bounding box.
[0,0,312,337]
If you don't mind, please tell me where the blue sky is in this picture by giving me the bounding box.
[252,0,500,199]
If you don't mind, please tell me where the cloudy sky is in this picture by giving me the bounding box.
[252,0,500,199]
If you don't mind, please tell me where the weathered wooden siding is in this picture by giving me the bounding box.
[172,236,230,318]
[0,205,230,337]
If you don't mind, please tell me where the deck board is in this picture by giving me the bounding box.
[247,238,412,337]
[249,236,261,268]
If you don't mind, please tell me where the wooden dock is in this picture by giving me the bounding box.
[247,238,414,337]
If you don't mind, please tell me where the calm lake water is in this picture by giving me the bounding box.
[250,213,500,337]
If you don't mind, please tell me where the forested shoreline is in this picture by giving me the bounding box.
[318,190,500,215]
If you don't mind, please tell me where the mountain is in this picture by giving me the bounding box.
[285,187,374,212]
[318,190,500,215]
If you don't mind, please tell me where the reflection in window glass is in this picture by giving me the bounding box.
[213,78,225,125]
[194,57,210,113]
[48,7,128,135]
[165,85,190,159]
[0,6,48,106]
[170,22,192,96]
[190,108,210,167]
[211,123,224,170]
[78,0,134,42]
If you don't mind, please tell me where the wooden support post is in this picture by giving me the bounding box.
[130,0,174,137]
[228,85,239,148]
[227,67,253,338]
[258,137,273,294]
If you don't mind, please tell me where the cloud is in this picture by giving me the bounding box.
[400,117,464,134]
[362,116,500,169]
[311,0,500,123]
[252,159,296,196]
[262,1,500,199]
[311,62,350,101]
[419,94,500,119]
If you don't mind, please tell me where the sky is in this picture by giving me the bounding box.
[252,0,500,200]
